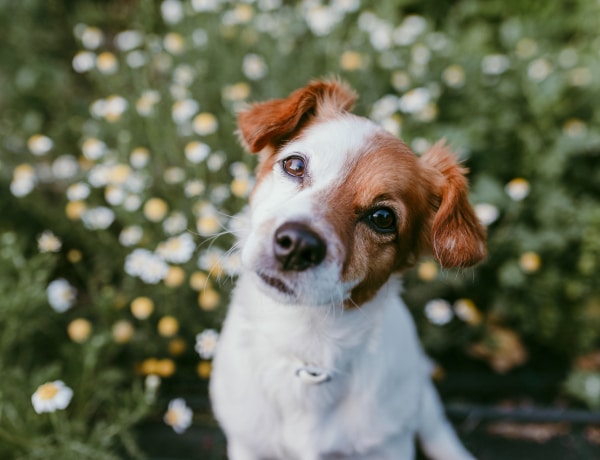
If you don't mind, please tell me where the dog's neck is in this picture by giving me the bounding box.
[230,273,405,374]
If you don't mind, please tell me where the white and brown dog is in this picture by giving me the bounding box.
[210,79,485,460]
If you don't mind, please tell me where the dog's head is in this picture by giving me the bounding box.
[237,79,486,307]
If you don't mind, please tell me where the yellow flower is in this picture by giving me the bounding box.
[164,266,186,287]
[67,249,82,263]
[193,112,218,136]
[67,318,92,343]
[230,177,251,198]
[340,51,363,71]
[197,360,212,379]
[198,288,220,311]
[108,164,132,184]
[196,215,221,236]
[96,51,119,74]
[169,338,187,356]
[14,163,35,178]
[189,271,210,291]
[222,82,250,101]
[164,32,185,54]
[158,316,179,337]
[442,65,466,88]
[520,251,541,273]
[65,201,87,220]
[453,299,483,326]
[38,230,62,253]
[418,261,438,281]
[144,198,169,222]
[156,359,176,378]
[140,358,159,375]
[112,320,135,344]
[131,296,154,319]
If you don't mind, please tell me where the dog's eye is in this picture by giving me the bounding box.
[282,156,306,178]
[368,208,396,233]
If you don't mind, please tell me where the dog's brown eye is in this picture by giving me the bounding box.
[282,156,306,178]
[368,208,396,233]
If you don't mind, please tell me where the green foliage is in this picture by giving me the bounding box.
[1,0,600,455]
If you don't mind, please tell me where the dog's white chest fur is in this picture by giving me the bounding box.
[211,275,427,459]
[209,80,483,460]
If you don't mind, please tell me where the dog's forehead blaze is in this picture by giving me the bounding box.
[322,131,430,307]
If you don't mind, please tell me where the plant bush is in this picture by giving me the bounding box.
[1,0,599,456]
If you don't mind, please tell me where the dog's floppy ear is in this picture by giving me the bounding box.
[420,141,486,268]
[238,79,357,153]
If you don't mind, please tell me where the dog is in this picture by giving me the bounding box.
[210,79,485,460]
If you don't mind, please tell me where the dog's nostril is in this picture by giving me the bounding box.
[274,222,326,271]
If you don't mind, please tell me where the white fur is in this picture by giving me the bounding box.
[210,116,476,459]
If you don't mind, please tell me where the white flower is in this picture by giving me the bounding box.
[52,155,79,180]
[370,23,393,51]
[393,15,427,46]
[38,231,62,253]
[125,249,169,284]
[10,176,35,197]
[88,164,111,188]
[304,5,341,36]
[27,134,53,156]
[424,299,453,325]
[47,279,76,313]
[72,51,96,73]
[32,380,73,414]
[81,26,104,49]
[184,179,205,198]
[185,141,210,163]
[505,178,530,201]
[191,0,219,12]
[127,50,147,68]
[136,90,161,116]
[119,225,143,247]
[482,54,510,75]
[124,194,142,211]
[206,151,226,171]
[164,398,193,434]
[242,54,268,80]
[528,58,553,82]
[115,30,144,51]
[81,206,115,230]
[398,88,431,114]
[82,138,107,160]
[172,98,199,124]
[161,0,184,24]
[198,247,225,272]
[163,212,188,235]
[474,203,500,226]
[156,233,196,264]
[195,329,219,359]
[66,182,90,201]
[370,95,399,121]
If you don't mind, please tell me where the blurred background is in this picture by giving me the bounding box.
[1,0,600,458]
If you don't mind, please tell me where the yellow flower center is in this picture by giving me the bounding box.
[37,383,59,401]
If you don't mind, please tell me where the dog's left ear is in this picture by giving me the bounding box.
[420,141,486,268]
[238,79,357,153]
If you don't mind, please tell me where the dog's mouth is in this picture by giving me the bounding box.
[258,273,294,296]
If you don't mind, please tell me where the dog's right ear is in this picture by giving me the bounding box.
[237,79,357,153]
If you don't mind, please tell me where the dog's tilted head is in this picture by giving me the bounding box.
[237,79,486,308]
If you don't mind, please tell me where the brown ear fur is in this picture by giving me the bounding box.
[237,79,357,153]
[420,141,486,268]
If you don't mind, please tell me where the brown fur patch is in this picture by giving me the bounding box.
[321,131,434,307]
[237,79,357,153]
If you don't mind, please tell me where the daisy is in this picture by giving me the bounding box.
[81,206,115,230]
[156,233,196,264]
[31,380,73,414]
[38,230,62,253]
[124,249,169,284]
[195,329,219,359]
[164,398,193,434]
[47,278,76,313]
[424,299,453,326]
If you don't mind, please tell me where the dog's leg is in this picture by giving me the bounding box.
[417,381,476,460]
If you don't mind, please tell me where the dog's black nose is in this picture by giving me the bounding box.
[273,222,326,271]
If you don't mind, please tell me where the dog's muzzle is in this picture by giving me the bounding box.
[273,222,326,271]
